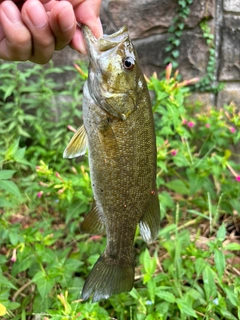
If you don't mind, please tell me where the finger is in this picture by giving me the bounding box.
[70,0,103,53]
[49,1,76,51]
[0,1,31,61]
[70,27,87,54]
[72,0,102,34]
[21,0,55,64]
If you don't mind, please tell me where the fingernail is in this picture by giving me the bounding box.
[27,1,47,28]
[59,8,75,32]
[75,39,87,54]
[1,1,21,23]
[71,31,87,54]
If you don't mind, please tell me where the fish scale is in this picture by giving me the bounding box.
[63,24,160,302]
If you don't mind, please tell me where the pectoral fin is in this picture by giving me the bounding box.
[97,120,119,158]
[63,125,87,159]
[139,191,160,243]
[80,200,105,234]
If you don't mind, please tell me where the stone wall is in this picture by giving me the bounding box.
[52,0,240,108]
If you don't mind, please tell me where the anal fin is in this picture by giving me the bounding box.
[63,124,87,159]
[139,191,160,243]
[80,200,105,234]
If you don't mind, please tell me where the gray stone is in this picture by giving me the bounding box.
[217,83,240,107]
[133,28,210,79]
[186,93,215,107]
[219,15,240,81]
[224,0,240,12]
[185,0,215,28]
[101,0,178,39]
[133,34,168,76]
[101,0,215,38]
[178,29,210,79]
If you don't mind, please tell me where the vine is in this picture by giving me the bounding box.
[164,0,223,93]
[192,20,223,93]
[164,0,193,69]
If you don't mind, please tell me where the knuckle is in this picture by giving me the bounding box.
[30,50,53,64]
[8,35,31,61]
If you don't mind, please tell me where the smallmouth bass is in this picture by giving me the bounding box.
[64,25,160,302]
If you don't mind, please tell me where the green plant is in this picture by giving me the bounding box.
[164,1,223,94]
[0,60,84,169]
[192,20,223,93]
[164,0,193,69]
[0,61,240,319]
[148,64,240,221]
[132,223,240,320]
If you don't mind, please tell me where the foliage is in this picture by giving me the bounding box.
[164,0,193,69]
[165,0,222,93]
[0,61,240,319]
[0,60,84,168]
[192,21,223,93]
[148,64,240,221]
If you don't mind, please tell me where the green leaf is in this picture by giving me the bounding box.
[156,290,176,303]
[3,301,20,311]
[5,138,20,160]
[32,271,55,299]
[63,258,84,271]
[219,309,238,320]
[158,224,177,237]
[214,249,225,277]
[0,197,14,207]
[224,287,238,307]
[165,179,189,195]
[176,298,197,318]
[195,258,207,276]
[187,169,205,194]
[9,231,20,245]
[0,180,21,198]
[177,22,185,30]
[224,243,240,251]
[147,278,156,302]
[203,265,216,300]
[159,191,174,208]
[0,273,17,290]
[175,30,182,37]
[17,126,31,138]
[129,287,140,300]
[173,39,181,46]
[217,223,226,241]
[165,45,173,52]
[13,254,36,273]
[3,84,15,100]
[142,249,156,277]
[172,50,180,58]
[0,170,16,180]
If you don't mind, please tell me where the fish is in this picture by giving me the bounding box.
[63,25,160,302]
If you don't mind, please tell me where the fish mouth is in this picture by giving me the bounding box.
[79,23,137,121]
[80,24,129,58]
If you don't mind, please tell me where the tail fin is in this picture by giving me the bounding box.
[81,253,134,302]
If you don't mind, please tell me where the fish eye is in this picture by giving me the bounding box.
[123,57,135,71]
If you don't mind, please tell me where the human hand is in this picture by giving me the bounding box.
[0,0,103,64]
